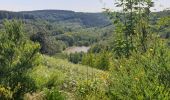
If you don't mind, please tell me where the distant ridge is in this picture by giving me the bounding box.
[0,10,111,27]
[0,10,169,27]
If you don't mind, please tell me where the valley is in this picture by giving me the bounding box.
[0,1,170,99]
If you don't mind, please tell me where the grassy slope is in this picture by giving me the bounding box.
[43,55,107,80]
[29,55,108,99]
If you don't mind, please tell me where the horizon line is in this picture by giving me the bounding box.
[0,8,169,13]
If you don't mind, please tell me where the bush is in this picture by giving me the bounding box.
[44,87,66,100]
[108,37,170,99]
[82,51,111,70]
[0,85,13,99]
[29,65,65,90]
[68,52,84,64]
[31,32,66,55]
[0,20,41,99]
[76,80,109,100]
[95,51,110,70]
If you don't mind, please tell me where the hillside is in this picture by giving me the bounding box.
[0,10,169,27]
[0,10,111,27]
[29,55,108,99]
[0,10,169,56]
[0,1,170,98]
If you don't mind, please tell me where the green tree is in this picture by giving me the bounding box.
[95,51,110,70]
[107,0,170,99]
[0,20,41,99]
[109,37,170,99]
[68,52,84,64]
[109,0,154,58]
[31,32,64,55]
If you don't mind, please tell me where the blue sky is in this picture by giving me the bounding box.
[0,0,169,12]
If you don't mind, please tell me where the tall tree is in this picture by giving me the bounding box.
[110,0,154,58]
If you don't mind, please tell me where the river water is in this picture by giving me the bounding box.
[64,46,90,54]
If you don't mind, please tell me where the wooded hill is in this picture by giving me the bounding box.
[0,10,169,28]
[0,10,111,27]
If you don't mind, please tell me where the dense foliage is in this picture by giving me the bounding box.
[0,10,111,27]
[106,0,170,99]
[0,20,41,99]
[0,1,170,99]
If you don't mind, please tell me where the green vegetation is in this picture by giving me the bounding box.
[82,51,111,70]
[68,52,84,64]
[106,0,170,99]
[0,1,170,99]
[0,20,41,99]
[29,55,108,99]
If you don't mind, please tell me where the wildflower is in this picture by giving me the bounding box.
[149,48,153,52]
[135,77,139,81]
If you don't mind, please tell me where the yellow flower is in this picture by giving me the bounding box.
[149,48,153,52]
[99,72,109,81]
[135,77,139,81]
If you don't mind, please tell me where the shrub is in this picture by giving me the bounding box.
[29,65,65,90]
[68,52,84,64]
[94,51,110,70]
[76,80,109,100]
[31,32,66,55]
[44,87,66,100]
[0,20,41,99]
[0,85,13,99]
[82,51,111,70]
[108,37,170,99]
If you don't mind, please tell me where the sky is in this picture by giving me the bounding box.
[0,0,169,12]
